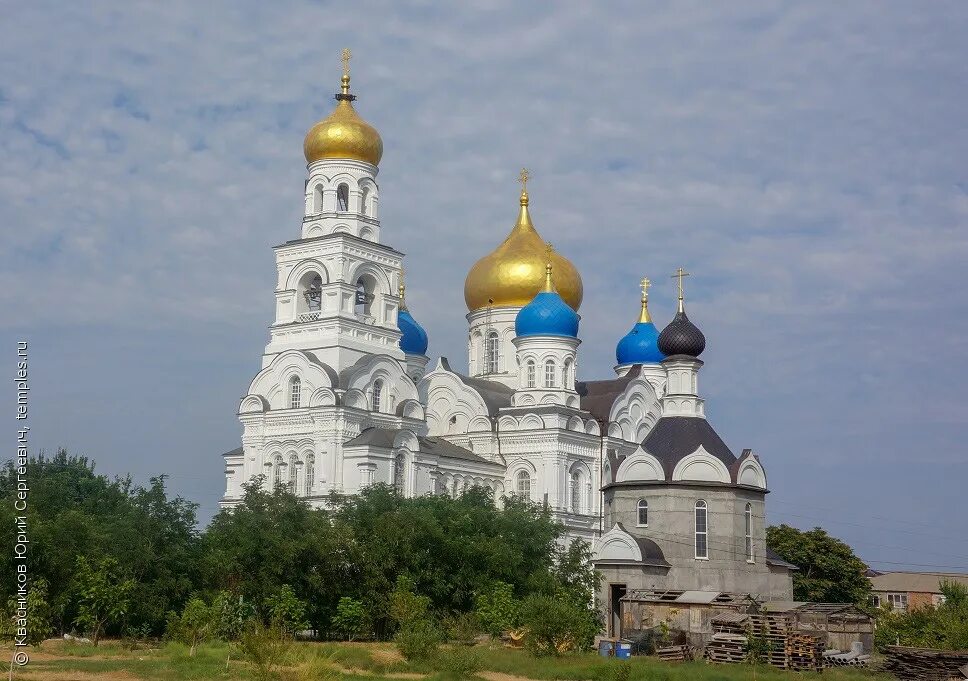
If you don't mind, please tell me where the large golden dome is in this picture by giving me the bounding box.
[464,184,583,312]
[303,72,383,166]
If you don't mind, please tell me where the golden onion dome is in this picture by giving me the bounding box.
[464,180,583,312]
[303,70,383,166]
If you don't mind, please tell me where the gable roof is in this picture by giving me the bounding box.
[641,416,737,474]
[870,571,968,593]
[576,365,642,422]
[438,357,513,416]
[342,427,500,466]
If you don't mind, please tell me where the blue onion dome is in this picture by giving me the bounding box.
[515,263,580,338]
[657,297,705,358]
[616,284,665,364]
[397,282,428,355]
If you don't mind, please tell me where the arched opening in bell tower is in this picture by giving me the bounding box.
[336,183,349,212]
[355,274,377,317]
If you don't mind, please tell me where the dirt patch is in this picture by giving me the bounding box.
[479,672,542,681]
[371,647,405,664]
[17,671,142,681]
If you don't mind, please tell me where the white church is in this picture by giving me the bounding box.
[220,56,795,608]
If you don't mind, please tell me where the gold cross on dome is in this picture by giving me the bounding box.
[671,267,690,311]
[518,168,531,192]
[640,276,651,299]
[341,48,352,77]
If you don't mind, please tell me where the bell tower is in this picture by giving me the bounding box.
[262,50,405,372]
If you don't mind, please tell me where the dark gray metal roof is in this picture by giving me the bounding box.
[343,427,400,448]
[641,416,737,477]
[416,436,502,466]
[594,523,671,568]
[342,427,499,466]
[439,358,513,416]
[766,547,800,571]
[221,446,243,458]
[576,365,642,422]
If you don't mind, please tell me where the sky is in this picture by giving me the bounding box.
[2,2,966,573]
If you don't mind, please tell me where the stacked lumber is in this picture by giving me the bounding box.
[656,644,692,662]
[785,632,825,672]
[883,645,968,680]
[704,633,748,664]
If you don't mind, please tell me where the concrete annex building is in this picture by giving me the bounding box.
[220,55,795,611]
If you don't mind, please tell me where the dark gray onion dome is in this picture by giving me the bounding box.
[657,308,706,357]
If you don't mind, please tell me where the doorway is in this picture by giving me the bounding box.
[609,583,627,638]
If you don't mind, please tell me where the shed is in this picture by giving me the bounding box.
[763,602,873,652]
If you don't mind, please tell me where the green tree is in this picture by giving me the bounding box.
[0,452,199,636]
[6,578,54,645]
[766,524,870,603]
[264,584,309,633]
[520,593,597,656]
[201,479,353,634]
[167,597,213,655]
[73,555,135,645]
[210,591,252,641]
[475,581,520,636]
[332,597,370,641]
[389,575,431,629]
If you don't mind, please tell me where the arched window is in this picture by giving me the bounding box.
[393,452,405,494]
[336,183,349,212]
[304,454,315,495]
[288,453,298,493]
[302,273,322,312]
[273,455,283,489]
[570,470,581,513]
[360,187,369,215]
[695,500,708,559]
[526,360,536,388]
[355,275,376,316]
[313,184,324,213]
[485,331,500,374]
[544,360,556,388]
[372,380,383,412]
[637,499,649,526]
[745,502,754,562]
[515,470,531,500]
[289,376,301,409]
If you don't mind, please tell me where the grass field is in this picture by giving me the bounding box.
[1,639,892,681]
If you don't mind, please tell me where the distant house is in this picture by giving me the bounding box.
[868,572,968,611]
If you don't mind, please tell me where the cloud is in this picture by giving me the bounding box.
[1,1,966,569]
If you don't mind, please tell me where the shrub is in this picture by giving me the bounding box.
[5,578,54,646]
[435,645,483,679]
[389,575,431,629]
[238,619,293,681]
[395,618,442,661]
[444,611,480,645]
[166,597,214,655]
[519,593,597,656]
[332,597,371,641]
[211,591,253,641]
[474,581,520,636]
[265,584,309,633]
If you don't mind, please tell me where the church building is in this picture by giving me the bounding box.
[220,54,795,615]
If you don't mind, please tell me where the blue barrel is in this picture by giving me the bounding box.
[616,642,632,659]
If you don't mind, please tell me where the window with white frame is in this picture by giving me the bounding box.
[288,453,298,493]
[526,360,536,388]
[745,502,754,562]
[289,376,301,409]
[304,454,314,495]
[485,331,500,374]
[372,380,383,412]
[888,593,908,611]
[515,470,531,500]
[637,499,648,526]
[544,359,556,388]
[695,500,708,559]
[570,471,581,513]
[870,595,881,608]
